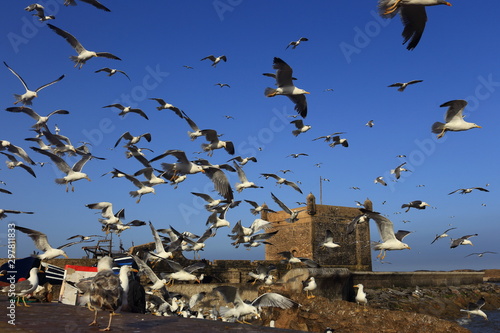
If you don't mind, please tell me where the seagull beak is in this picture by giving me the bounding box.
[63,253,69,258]
[131,268,139,273]
[445,2,452,6]
[475,125,482,128]
[407,246,411,250]
[353,284,358,288]
[304,91,310,94]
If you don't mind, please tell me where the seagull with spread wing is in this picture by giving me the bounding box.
[261,173,302,194]
[6,107,69,131]
[47,23,120,69]
[430,227,457,244]
[388,80,423,91]
[271,192,304,223]
[432,100,481,139]
[286,37,308,50]
[4,62,64,106]
[95,67,130,80]
[103,103,148,120]
[149,98,183,117]
[200,55,227,67]
[234,162,263,193]
[265,57,309,118]
[1,152,36,178]
[15,225,88,259]
[200,129,234,156]
[63,0,111,12]
[448,187,489,195]
[363,211,411,259]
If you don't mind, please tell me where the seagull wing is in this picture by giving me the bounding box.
[34,75,65,92]
[400,6,427,50]
[184,261,206,274]
[288,94,307,118]
[79,0,111,12]
[440,100,468,123]
[213,285,240,305]
[31,147,71,174]
[4,62,30,91]
[15,226,53,251]
[261,173,280,180]
[252,292,297,309]
[273,57,294,87]
[149,221,165,253]
[394,230,413,242]
[271,193,292,215]
[367,212,396,242]
[47,24,86,54]
[283,180,302,194]
[203,167,233,201]
[130,254,161,284]
[233,162,248,182]
[95,52,121,60]
[71,153,93,172]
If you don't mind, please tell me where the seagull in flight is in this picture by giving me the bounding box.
[103,104,148,120]
[200,55,227,67]
[388,80,423,91]
[25,4,55,21]
[271,192,304,223]
[430,227,457,244]
[261,173,302,194]
[47,23,120,69]
[265,57,309,118]
[432,100,481,139]
[4,62,64,106]
[448,187,489,195]
[95,67,130,80]
[63,0,111,12]
[286,37,308,49]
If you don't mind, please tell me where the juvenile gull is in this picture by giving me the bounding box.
[4,62,64,106]
[432,100,481,139]
[265,57,309,118]
[47,24,120,69]
[88,257,122,332]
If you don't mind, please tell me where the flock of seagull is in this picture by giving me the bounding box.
[0,0,496,329]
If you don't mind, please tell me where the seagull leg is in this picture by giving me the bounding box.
[89,309,99,326]
[384,0,402,15]
[437,129,446,139]
[100,312,113,331]
[22,296,31,307]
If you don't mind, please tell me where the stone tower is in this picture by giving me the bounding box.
[265,193,372,271]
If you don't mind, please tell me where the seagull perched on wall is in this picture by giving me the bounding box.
[388,80,423,91]
[265,57,309,118]
[448,187,490,195]
[95,67,130,80]
[378,0,452,50]
[200,55,227,67]
[401,200,430,212]
[432,100,481,139]
[302,277,317,299]
[4,62,64,106]
[271,192,304,223]
[47,24,120,69]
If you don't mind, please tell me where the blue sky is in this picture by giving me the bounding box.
[1,1,499,271]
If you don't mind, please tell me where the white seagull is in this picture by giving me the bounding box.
[432,100,481,139]
[320,230,341,249]
[353,284,368,310]
[103,104,148,120]
[149,98,183,117]
[25,4,55,21]
[430,227,457,244]
[14,225,86,259]
[47,23,120,69]
[0,208,34,220]
[448,187,489,195]
[1,152,37,178]
[1,267,39,307]
[112,168,155,203]
[200,55,227,67]
[234,162,263,193]
[260,173,302,194]
[4,62,64,106]
[450,234,478,248]
[364,211,411,259]
[460,297,488,321]
[286,37,309,50]
[31,147,99,191]
[302,277,317,299]
[265,57,309,118]
[388,80,423,91]
[6,107,69,131]
[271,192,304,223]
[95,67,130,80]
[290,119,311,136]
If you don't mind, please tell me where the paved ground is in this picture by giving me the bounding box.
[0,297,304,333]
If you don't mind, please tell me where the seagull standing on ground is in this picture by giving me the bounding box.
[88,257,123,331]
[378,0,452,50]
[432,100,481,139]
[47,23,120,69]
[1,267,39,307]
[4,62,64,106]
[353,284,368,310]
[265,57,309,118]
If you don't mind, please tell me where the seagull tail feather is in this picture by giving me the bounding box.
[55,178,67,185]
[292,130,301,137]
[264,87,277,97]
[431,122,445,134]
